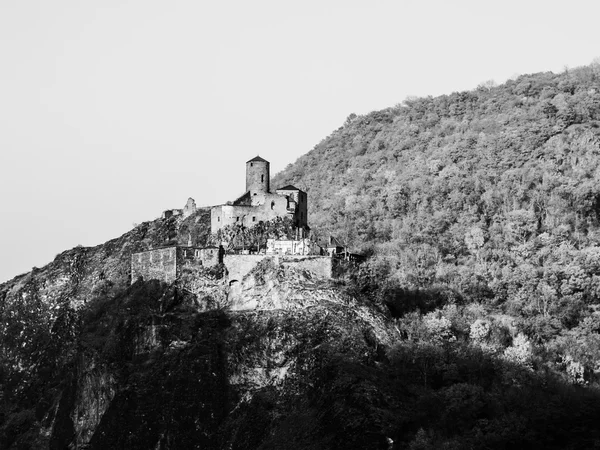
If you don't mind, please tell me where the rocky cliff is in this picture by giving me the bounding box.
[0,210,398,449]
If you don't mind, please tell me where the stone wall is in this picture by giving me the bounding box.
[211,205,254,233]
[266,239,321,255]
[178,246,222,267]
[131,247,178,284]
[162,209,182,219]
[182,197,197,218]
[131,246,222,284]
[210,194,292,234]
[197,247,222,266]
[275,188,308,229]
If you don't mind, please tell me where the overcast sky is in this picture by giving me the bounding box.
[1,0,599,283]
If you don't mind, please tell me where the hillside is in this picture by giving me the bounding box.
[274,64,600,254]
[274,63,600,376]
[4,64,600,449]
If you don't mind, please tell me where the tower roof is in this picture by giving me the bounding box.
[277,184,301,191]
[247,155,269,163]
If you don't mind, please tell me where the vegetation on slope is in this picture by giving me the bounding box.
[274,62,600,389]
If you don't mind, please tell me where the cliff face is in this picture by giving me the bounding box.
[81,274,395,449]
[0,209,397,449]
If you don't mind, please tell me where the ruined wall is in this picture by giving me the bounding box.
[131,246,222,284]
[266,239,321,255]
[275,188,308,229]
[197,247,222,266]
[162,197,197,220]
[131,247,178,284]
[177,246,222,270]
[210,195,292,234]
[249,193,289,211]
[211,205,256,233]
[162,209,182,219]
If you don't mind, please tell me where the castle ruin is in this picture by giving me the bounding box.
[210,156,309,237]
[130,156,356,288]
[131,246,223,284]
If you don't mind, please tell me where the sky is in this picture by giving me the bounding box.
[1,0,599,283]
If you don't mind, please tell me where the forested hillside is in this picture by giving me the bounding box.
[274,62,600,385]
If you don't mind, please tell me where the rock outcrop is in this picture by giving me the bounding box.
[0,211,398,449]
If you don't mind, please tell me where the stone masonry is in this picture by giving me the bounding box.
[131,246,223,284]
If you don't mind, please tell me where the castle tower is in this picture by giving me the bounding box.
[246,156,270,196]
